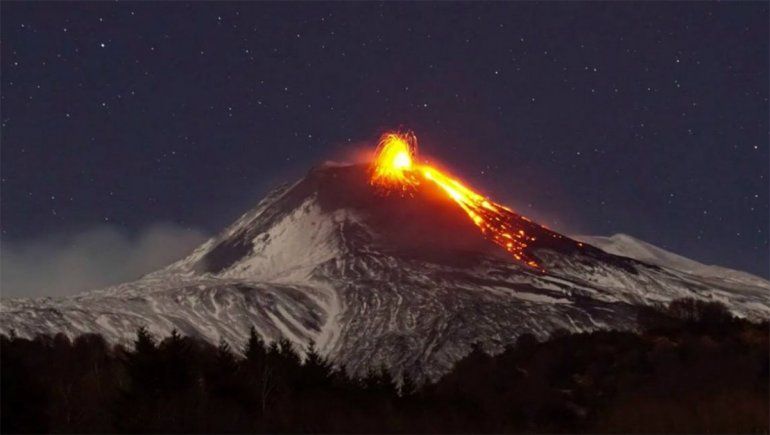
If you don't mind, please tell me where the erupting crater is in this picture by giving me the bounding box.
[369,131,544,270]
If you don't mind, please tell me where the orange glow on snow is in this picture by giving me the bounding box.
[370,131,543,270]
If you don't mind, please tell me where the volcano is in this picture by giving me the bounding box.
[2,136,769,382]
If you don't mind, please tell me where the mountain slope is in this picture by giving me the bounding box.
[576,233,768,288]
[2,163,768,382]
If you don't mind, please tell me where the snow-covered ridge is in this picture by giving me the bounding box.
[576,233,768,288]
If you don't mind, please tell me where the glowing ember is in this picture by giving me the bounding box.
[370,132,420,192]
[370,131,543,270]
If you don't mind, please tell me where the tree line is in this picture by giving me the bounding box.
[1,298,767,433]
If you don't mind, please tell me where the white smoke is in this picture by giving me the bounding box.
[1,223,208,298]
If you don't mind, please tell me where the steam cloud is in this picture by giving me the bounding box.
[1,224,209,298]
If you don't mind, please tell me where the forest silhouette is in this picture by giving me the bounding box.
[1,298,767,433]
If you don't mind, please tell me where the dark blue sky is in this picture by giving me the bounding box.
[2,2,768,278]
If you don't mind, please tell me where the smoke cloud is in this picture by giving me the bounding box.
[1,224,209,298]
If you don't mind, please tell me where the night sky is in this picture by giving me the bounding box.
[2,2,768,285]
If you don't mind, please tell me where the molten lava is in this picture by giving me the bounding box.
[370,131,543,270]
[370,132,420,192]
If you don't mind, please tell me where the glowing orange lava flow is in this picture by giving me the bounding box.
[370,132,543,270]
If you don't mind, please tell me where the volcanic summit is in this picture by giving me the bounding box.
[2,132,768,382]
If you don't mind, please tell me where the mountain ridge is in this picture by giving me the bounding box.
[2,163,768,382]
[576,233,768,286]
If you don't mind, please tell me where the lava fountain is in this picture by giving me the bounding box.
[370,131,543,270]
[370,131,420,191]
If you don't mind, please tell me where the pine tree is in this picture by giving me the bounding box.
[276,338,301,367]
[243,326,267,363]
[133,326,156,354]
[216,339,236,370]
[302,340,332,388]
[158,328,194,392]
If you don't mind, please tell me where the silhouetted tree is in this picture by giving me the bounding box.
[1,299,767,434]
[243,326,266,363]
[667,298,734,324]
[301,340,332,388]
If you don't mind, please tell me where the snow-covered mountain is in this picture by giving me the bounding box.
[2,163,768,382]
[576,233,768,288]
